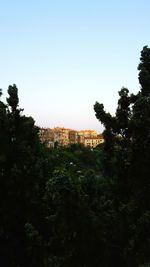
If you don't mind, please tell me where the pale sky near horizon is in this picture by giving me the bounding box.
[1,0,150,132]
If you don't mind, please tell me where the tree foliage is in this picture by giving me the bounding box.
[94,46,150,266]
[0,85,49,266]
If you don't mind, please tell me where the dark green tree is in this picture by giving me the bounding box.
[94,46,150,266]
[44,167,118,267]
[0,85,49,267]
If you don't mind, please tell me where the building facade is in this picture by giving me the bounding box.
[39,127,104,148]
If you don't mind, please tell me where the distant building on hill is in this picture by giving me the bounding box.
[39,128,54,147]
[84,135,104,148]
[39,127,104,148]
[78,130,97,138]
[69,130,79,144]
[53,127,71,146]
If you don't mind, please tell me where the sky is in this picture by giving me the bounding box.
[1,0,150,132]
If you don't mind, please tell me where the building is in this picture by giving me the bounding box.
[78,130,97,138]
[39,128,54,147]
[84,135,104,148]
[53,127,71,146]
[39,127,104,148]
[69,130,79,144]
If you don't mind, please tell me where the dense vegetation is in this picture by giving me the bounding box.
[1,46,150,267]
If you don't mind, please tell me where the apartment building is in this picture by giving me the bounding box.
[78,130,97,138]
[39,128,54,147]
[84,135,104,148]
[53,127,70,146]
[69,130,79,144]
[39,127,104,148]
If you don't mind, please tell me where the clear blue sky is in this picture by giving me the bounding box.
[1,0,150,132]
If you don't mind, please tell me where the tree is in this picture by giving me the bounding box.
[44,167,119,267]
[94,46,150,266]
[0,85,49,267]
